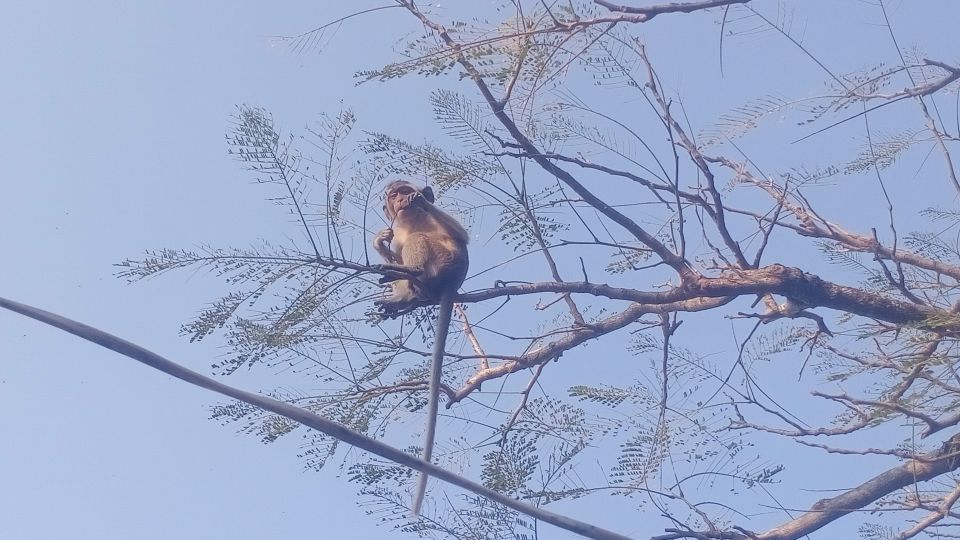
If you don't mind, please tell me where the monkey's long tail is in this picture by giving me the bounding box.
[411,290,455,516]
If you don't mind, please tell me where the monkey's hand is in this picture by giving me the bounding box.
[373,228,396,263]
[375,228,394,245]
[403,190,426,209]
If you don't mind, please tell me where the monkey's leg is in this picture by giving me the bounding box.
[373,263,424,284]
[375,232,433,284]
[375,280,423,316]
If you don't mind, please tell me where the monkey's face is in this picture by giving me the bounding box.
[383,181,435,220]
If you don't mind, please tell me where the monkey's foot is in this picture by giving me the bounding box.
[375,295,439,319]
[374,299,415,320]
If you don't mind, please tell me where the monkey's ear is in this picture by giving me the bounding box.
[421,186,435,203]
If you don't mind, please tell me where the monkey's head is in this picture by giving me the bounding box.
[383,180,435,221]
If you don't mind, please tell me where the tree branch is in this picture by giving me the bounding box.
[0,295,632,540]
[595,0,750,19]
[755,433,960,540]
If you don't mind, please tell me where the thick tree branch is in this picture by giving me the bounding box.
[652,434,960,540]
[595,0,750,19]
[452,296,730,401]
[755,433,960,540]
[0,295,631,540]
[456,264,947,330]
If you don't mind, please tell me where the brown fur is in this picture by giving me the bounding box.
[373,180,469,312]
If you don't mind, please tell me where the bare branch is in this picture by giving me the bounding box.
[755,434,960,540]
[0,295,632,540]
[595,0,750,19]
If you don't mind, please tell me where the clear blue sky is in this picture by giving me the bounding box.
[0,2,407,538]
[1,1,958,539]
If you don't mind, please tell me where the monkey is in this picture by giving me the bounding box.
[372,180,469,515]
[373,180,469,313]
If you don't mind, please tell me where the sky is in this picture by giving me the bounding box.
[0,2,406,538]
[1,1,958,539]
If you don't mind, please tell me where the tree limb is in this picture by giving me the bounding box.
[0,295,632,540]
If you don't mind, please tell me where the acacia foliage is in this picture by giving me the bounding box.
[120,1,960,539]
